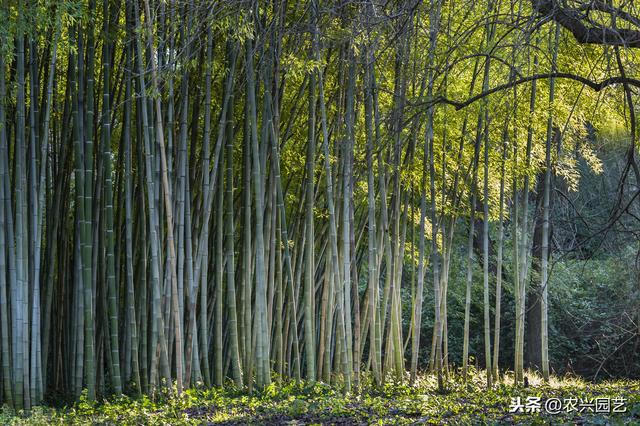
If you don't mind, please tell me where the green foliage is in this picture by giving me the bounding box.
[1,372,637,425]
[2,0,639,416]
[549,252,640,379]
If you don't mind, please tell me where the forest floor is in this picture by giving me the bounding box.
[3,370,639,425]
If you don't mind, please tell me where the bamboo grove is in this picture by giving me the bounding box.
[0,0,638,411]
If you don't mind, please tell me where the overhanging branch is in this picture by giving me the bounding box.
[429,73,640,110]
[533,0,640,48]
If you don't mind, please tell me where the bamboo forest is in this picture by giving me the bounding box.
[0,0,639,424]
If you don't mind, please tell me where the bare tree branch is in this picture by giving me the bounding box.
[423,73,640,110]
[533,0,640,47]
